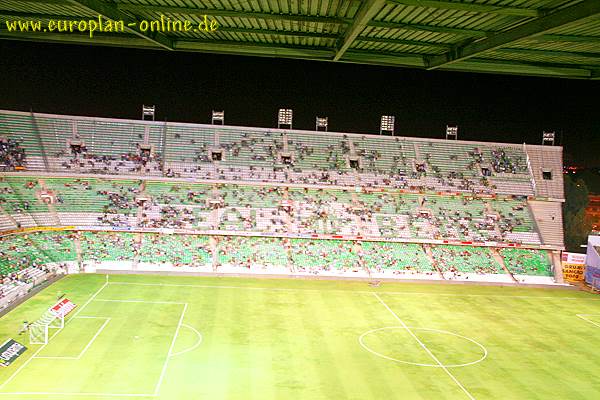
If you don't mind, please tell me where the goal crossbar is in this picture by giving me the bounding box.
[29,309,65,345]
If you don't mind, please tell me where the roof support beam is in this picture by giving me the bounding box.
[426,0,600,69]
[176,39,333,56]
[536,34,600,44]
[66,0,173,50]
[387,0,539,17]
[0,11,83,21]
[497,47,600,60]
[0,29,156,49]
[367,20,488,37]
[216,27,338,40]
[441,58,594,79]
[356,36,452,49]
[2,0,67,4]
[117,4,349,26]
[334,0,386,61]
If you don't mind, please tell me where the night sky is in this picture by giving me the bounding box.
[1,40,599,167]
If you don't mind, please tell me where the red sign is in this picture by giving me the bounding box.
[561,252,586,265]
[50,298,77,317]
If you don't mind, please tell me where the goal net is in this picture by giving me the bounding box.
[29,309,65,345]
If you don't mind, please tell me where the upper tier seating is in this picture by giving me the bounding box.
[0,110,554,198]
[0,138,26,171]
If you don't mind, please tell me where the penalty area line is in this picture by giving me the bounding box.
[372,293,477,400]
[106,281,598,301]
[0,280,109,391]
[154,303,188,396]
[0,391,156,397]
[576,314,600,329]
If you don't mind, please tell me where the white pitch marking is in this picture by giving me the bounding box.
[107,281,598,301]
[0,391,156,397]
[76,318,110,359]
[576,314,600,328]
[33,317,111,360]
[154,303,188,396]
[373,293,477,400]
[94,298,186,305]
[358,326,488,367]
[170,323,203,358]
[0,280,109,391]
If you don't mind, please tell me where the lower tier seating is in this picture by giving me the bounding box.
[500,248,553,276]
[0,231,555,280]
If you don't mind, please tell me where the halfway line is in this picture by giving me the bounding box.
[372,292,477,400]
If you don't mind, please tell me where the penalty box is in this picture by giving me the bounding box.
[0,297,187,397]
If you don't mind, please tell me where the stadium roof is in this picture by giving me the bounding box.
[1,0,600,80]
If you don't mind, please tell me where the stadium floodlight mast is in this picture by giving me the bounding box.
[446,125,459,140]
[315,116,328,132]
[278,109,293,129]
[212,110,225,125]
[142,105,155,121]
[542,131,555,146]
[380,115,395,135]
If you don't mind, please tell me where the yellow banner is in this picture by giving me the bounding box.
[563,264,585,282]
[0,226,75,237]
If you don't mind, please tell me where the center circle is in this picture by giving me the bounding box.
[358,326,487,368]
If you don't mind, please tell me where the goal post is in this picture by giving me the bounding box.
[29,323,48,345]
[27,298,76,345]
[29,309,65,345]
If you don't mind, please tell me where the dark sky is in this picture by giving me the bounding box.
[1,40,599,166]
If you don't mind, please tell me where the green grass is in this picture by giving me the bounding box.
[0,274,599,400]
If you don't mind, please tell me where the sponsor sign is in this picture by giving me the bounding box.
[562,252,587,282]
[50,298,77,317]
[0,339,27,367]
[562,252,587,265]
[563,264,585,282]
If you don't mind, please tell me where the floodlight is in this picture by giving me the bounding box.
[142,105,155,121]
[380,115,395,135]
[542,131,555,146]
[316,116,328,132]
[212,110,224,125]
[446,125,458,140]
[278,109,293,128]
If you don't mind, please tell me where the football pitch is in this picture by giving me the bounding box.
[0,274,599,400]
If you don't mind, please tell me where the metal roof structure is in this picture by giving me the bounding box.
[1,0,600,80]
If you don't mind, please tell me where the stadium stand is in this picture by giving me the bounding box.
[0,177,549,244]
[362,241,433,274]
[0,138,26,171]
[0,110,560,197]
[430,245,503,275]
[0,109,566,284]
[500,248,553,277]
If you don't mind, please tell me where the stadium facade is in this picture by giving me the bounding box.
[0,109,565,285]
